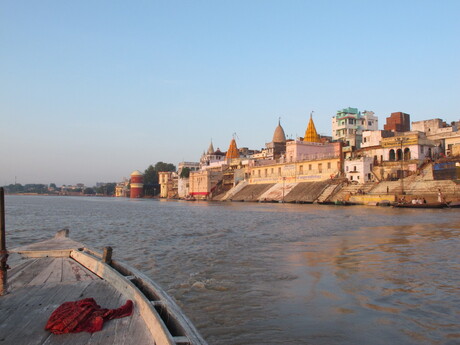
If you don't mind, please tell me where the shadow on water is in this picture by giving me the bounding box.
[5,195,460,345]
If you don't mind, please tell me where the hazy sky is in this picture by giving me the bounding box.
[1,1,459,186]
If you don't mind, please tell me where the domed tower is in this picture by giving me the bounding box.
[130,170,144,198]
[266,118,287,159]
[225,138,240,159]
[273,118,286,143]
[304,112,321,143]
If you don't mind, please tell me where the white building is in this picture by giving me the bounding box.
[332,108,379,148]
[344,157,375,184]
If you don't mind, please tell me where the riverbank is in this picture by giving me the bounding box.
[208,177,460,206]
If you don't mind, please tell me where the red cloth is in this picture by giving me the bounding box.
[45,298,133,334]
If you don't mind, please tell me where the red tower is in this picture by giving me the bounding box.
[130,170,144,198]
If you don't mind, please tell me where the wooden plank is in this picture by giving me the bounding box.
[7,257,54,289]
[12,237,84,253]
[62,258,98,283]
[28,258,63,285]
[0,280,95,345]
[71,250,176,345]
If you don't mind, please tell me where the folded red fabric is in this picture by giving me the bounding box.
[45,298,133,334]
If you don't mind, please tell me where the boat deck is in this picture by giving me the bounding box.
[0,255,154,345]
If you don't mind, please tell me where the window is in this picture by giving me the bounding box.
[309,164,312,171]
[299,165,303,174]
[271,168,274,174]
[264,169,268,177]
[258,170,261,177]
[318,163,322,173]
[327,162,331,169]
[346,166,349,172]
[278,167,282,175]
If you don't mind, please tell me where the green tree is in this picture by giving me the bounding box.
[143,165,157,185]
[143,162,176,196]
[180,167,190,178]
[84,187,95,195]
[154,162,176,173]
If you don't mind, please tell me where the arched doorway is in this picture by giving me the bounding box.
[389,149,396,161]
[396,149,403,161]
[404,148,411,160]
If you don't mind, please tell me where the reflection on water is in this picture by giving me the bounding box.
[5,196,460,344]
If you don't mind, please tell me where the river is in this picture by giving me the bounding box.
[4,195,460,344]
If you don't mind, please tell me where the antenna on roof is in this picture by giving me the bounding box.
[310,111,314,118]
[233,132,239,140]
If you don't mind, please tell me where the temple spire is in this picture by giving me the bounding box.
[225,136,239,159]
[303,111,321,143]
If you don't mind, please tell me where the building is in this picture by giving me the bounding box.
[249,156,342,184]
[115,179,129,197]
[189,169,223,200]
[384,112,410,132]
[159,171,178,198]
[177,162,200,198]
[200,141,227,170]
[412,118,460,157]
[286,114,342,163]
[265,119,287,160]
[130,170,143,198]
[332,108,378,148]
[344,157,375,184]
[248,114,342,184]
[381,132,440,162]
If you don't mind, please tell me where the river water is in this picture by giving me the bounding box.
[4,195,460,345]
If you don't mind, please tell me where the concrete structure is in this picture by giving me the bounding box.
[361,130,394,148]
[159,171,178,198]
[189,169,223,199]
[115,179,129,197]
[332,108,378,148]
[130,170,143,198]
[344,156,375,183]
[381,132,440,162]
[286,141,342,163]
[412,118,460,157]
[384,112,410,132]
[249,157,341,184]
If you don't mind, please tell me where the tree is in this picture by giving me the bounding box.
[143,165,157,185]
[180,167,191,178]
[143,162,176,196]
[154,162,176,173]
[84,187,95,195]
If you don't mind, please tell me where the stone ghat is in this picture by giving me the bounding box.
[215,179,460,205]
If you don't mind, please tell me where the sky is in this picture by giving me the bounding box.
[1,1,459,186]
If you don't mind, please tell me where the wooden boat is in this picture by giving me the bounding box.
[392,202,447,209]
[0,229,208,345]
[447,201,460,208]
